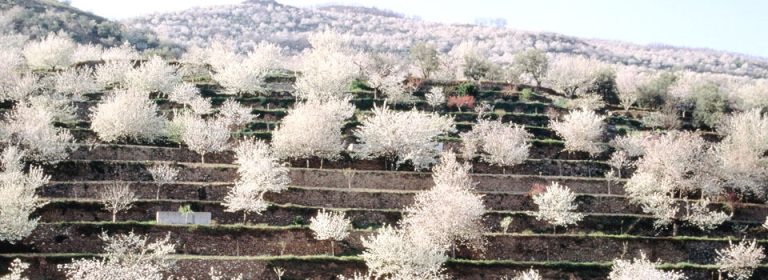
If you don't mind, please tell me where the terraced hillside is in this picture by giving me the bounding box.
[1,75,767,279]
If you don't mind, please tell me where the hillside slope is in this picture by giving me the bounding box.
[0,0,179,53]
[124,0,768,78]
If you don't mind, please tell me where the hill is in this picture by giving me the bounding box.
[124,0,768,78]
[0,0,180,53]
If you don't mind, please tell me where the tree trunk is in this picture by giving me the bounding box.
[330,240,335,256]
[306,159,310,168]
[156,185,161,200]
[243,212,248,225]
[201,153,206,164]
[112,212,117,222]
[320,158,324,169]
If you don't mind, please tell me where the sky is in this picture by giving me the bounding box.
[69,0,768,58]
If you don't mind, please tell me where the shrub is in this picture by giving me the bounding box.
[455,82,477,96]
[519,88,533,101]
[550,109,605,156]
[22,32,75,70]
[636,71,676,108]
[90,89,166,143]
[447,95,475,112]
[147,163,179,199]
[504,269,542,280]
[354,103,455,170]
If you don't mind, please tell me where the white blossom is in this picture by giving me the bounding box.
[58,231,176,280]
[213,42,282,95]
[71,44,104,64]
[22,32,75,70]
[95,60,134,88]
[223,139,290,222]
[294,31,359,101]
[716,239,765,280]
[354,103,455,170]
[0,147,48,243]
[608,252,687,280]
[169,83,212,115]
[424,87,445,109]
[615,67,653,111]
[0,258,29,280]
[504,268,542,280]
[684,198,730,231]
[90,89,167,143]
[172,112,230,164]
[309,209,351,255]
[361,225,447,280]
[402,152,485,250]
[2,100,75,162]
[532,182,584,228]
[272,98,354,162]
[545,55,604,97]
[53,67,100,101]
[550,109,605,156]
[460,119,531,169]
[124,55,182,94]
[100,42,139,61]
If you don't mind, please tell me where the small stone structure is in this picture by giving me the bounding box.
[156,211,211,225]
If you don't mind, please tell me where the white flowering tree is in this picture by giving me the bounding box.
[425,87,445,110]
[550,109,605,156]
[101,42,139,62]
[354,103,455,171]
[99,183,137,222]
[716,239,765,280]
[90,89,167,143]
[294,31,359,101]
[213,42,282,95]
[124,55,182,94]
[402,152,485,254]
[625,132,727,229]
[22,32,75,70]
[217,99,254,129]
[409,42,440,80]
[147,163,179,199]
[0,146,48,243]
[53,67,100,101]
[58,232,176,280]
[95,60,133,88]
[272,98,354,167]
[309,209,351,255]
[545,55,603,97]
[360,225,447,280]
[1,100,75,162]
[168,83,212,115]
[615,67,654,111]
[172,112,230,164]
[71,44,103,64]
[0,258,29,280]
[460,119,531,173]
[223,139,290,224]
[714,109,768,197]
[504,269,543,280]
[608,252,686,280]
[531,182,584,232]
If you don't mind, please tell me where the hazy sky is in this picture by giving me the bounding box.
[70,0,768,58]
